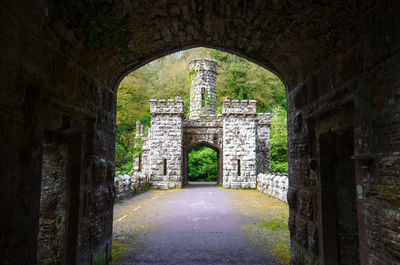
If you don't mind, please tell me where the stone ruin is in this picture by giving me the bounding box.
[133,58,271,189]
[3,2,400,264]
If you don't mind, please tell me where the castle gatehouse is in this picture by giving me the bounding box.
[134,58,271,189]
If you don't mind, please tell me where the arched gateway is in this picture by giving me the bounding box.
[134,59,271,189]
[2,1,400,264]
[183,141,221,185]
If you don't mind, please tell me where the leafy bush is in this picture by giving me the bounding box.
[270,106,288,173]
[188,147,218,182]
[115,129,135,175]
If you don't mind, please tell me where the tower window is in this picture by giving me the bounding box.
[201,87,206,107]
[237,159,241,176]
[138,153,142,172]
[163,159,167,175]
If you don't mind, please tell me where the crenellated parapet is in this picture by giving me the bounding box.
[189,58,217,73]
[256,113,271,125]
[150,96,184,115]
[221,97,257,115]
[135,121,146,138]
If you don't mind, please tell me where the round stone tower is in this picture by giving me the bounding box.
[188,58,217,119]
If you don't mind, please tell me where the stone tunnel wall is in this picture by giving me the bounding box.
[37,135,69,264]
[257,173,288,203]
[1,1,400,265]
[285,5,400,263]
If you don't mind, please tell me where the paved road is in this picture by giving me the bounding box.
[113,182,285,265]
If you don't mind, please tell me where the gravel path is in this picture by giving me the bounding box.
[112,182,287,265]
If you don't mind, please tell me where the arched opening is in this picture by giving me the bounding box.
[201,87,206,108]
[2,2,399,265]
[112,47,291,264]
[188,146,218,183]
[183,142,222,186]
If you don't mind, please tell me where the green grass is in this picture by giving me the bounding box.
[255,218,287,231]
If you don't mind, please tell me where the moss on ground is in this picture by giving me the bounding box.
[255,217,287,231]
[224,189,290,264]
[112,188,289,264]
[111,240,133,264]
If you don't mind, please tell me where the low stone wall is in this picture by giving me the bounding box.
[257,173,288,202]
[114,172,149,201]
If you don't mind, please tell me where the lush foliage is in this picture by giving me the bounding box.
[270,106,288,173]
[188,147,218,182]
[116,47,288,174]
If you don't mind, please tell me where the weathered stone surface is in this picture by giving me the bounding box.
[114,172,148,201]
[1,1,400,264]
[189,58,217,119]
[37,136,68,265]
[257,173,288,202]
[146,97,184,189]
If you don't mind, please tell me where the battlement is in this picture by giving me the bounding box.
[221,97,257,115]
[150,96,184,115]
[189,58,217,73]
[257,113,271,125]
[135,121,146,137]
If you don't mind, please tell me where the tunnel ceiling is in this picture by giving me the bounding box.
[47,0,375,90]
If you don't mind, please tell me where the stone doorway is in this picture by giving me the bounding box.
[37,132,82,265]
[183,142,222,186]
[318,128,360,265]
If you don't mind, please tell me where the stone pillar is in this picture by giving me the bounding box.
[133,121,143,172]
[141,129,150,176]
[256,113,271,174]
[189,58,217,119]
[148,97,184,189]
[221,98,258,189]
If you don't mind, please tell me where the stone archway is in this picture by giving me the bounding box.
[183,141,223,186]
[182,115,223,187]
[1,1,400,264]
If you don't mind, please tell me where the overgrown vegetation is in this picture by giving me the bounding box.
[116,48,288,175]
[230,189,290,264]
[255,217,288,231]
[188,147,218,182]
[270,106,288,173]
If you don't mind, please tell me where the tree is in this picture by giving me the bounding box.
[270,106,288,173]
[188,147,218,182]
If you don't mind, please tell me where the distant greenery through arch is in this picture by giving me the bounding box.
[116,47,288,176]
[188,147,218,182]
